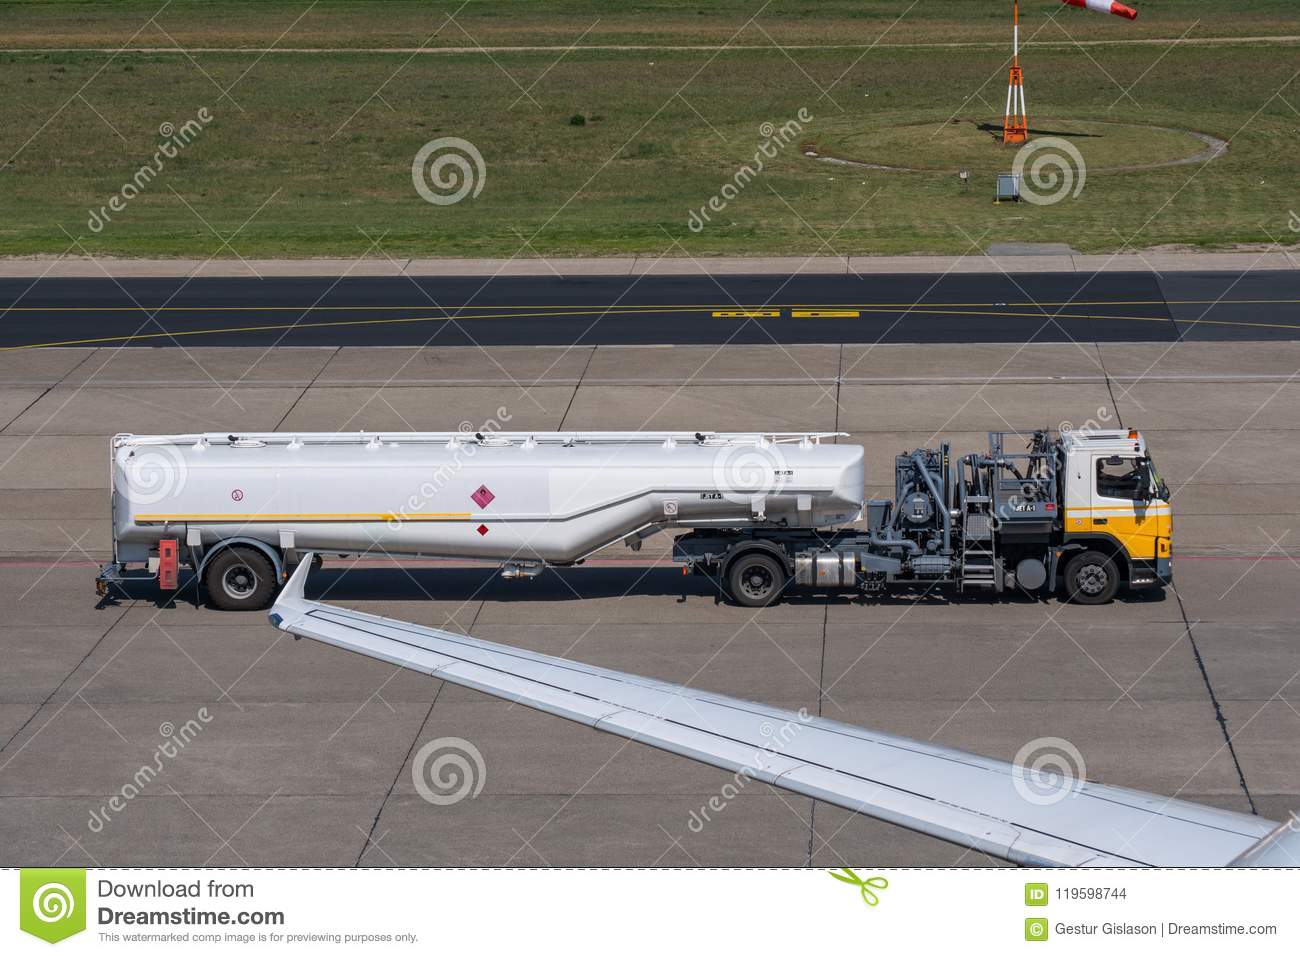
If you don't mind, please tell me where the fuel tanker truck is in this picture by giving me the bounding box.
[96,428,1171,611]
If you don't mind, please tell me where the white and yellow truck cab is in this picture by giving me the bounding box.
[1058,428,1172,597]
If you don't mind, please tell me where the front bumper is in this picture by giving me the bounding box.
[1129,556,1172,590]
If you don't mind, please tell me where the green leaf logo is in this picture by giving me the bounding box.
[828,867,889,907]
[19,869,86,943]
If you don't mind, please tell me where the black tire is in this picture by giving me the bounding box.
[203,546,278,611]
[1063,550,1120,605]
[726,552,787,607]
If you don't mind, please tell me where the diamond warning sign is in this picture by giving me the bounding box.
[471,485,495,508]
[476,524,489,536]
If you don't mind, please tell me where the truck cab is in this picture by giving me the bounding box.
[1058,429,1172,598]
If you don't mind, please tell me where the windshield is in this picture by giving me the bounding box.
[1097,457,1144,500]
[1096,456,1168,502]
[1147,457,1169,501]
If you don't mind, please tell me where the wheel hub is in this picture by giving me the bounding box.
[1077,563,1108,595]
[742,566,773,597]
[223,564,257,599]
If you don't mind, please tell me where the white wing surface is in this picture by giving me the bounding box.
[269,557,1280,867]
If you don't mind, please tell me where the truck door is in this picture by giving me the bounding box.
[1088,454,1162,561]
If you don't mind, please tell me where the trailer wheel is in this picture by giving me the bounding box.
[726,553,787,607]
[204,547,277,611]
[1063,550,1119,605]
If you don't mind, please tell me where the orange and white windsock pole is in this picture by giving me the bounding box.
[1059,0,1139,20]
[1002,0,1029,144]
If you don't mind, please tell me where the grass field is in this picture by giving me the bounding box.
[0,1,1297,258]
[5,1,1299,48]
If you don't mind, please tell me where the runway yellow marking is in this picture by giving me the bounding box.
[791,309,861,318]
[711,309,781,318]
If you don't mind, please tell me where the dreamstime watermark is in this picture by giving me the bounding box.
[121,442,189,506]
[1012,735,1087,806]
[685,709,811,833]
[1012,136,1086,206]
[20,869,86,943]
[411,136,487,205]
[1059,405,1115,435]
[87,107,214,232]
[412,736,486,806]
[386,409,513,529]
[1288,209,1300,233]
[710,439,792,509]
[86,709,214,833]
[688,109,813,232]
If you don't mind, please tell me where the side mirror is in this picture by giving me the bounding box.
[1135,459,1154,502]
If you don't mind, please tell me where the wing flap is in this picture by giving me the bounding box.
[270,558,1276,867]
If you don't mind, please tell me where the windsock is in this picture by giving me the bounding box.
[1060,0,1138,20]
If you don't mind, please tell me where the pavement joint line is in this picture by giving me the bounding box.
[806,602,831,867]
[1173,587,1258,816]
[0,382,55,434]
[0,604,129,758]
[274,345,340,430]
[556,346,596,431]
[354,686,442,867]
[51,347,113,389]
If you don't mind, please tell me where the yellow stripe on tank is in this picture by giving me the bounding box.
[134,512,473,523]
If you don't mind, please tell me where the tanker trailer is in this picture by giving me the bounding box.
[97,430,863,610]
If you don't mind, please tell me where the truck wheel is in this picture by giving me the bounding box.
[1063,550,1119,605]
[726,553,787,607]
[204,547,277,611]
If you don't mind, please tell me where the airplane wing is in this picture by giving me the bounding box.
[269,557,1286,867]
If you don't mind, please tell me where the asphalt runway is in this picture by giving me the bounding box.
[0,336,1296,866]
[2,269,1298,350]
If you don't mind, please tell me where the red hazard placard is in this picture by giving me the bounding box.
[471,484,495,508]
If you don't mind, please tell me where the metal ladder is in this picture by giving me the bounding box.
[959,497,1000,592]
